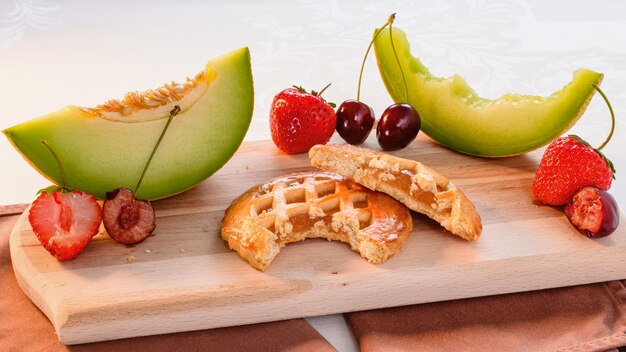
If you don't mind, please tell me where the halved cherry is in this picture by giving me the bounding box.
[564,187,619,238]
[103,187,156,244]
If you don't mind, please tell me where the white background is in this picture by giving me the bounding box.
[1,1,625,350]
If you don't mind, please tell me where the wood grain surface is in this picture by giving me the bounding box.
[9,135,626,345]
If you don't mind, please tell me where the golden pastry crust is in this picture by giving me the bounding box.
[221,172,413,271]
[309,144,482,241]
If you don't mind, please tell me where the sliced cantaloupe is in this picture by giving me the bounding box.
[4,47,254,200]
[374,27,602,157]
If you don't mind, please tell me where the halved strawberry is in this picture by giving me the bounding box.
[28,189,102,260]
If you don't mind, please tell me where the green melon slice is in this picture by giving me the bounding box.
[374,27,602,157]
[3,47,253,200]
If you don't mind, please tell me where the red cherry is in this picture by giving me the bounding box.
[336,100,375,145]
[376,103,421,150]
[565,187,619,238]
[335,15,393,145]
[103,187,156,245]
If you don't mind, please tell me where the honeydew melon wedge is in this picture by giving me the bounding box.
[374,27,603,157]
[3,47,253,200]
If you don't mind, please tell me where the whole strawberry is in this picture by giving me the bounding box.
[532,136,613,205]
[270,84,336,154]
[29,189,102,260]
[532,84,616,206]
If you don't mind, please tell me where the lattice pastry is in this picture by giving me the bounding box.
[309,144,482,241]
[221,172,413,271]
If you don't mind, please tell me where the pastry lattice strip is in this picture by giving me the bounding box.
[250,175,372,242]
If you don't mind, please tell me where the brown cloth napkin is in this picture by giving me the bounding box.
[346,280,626,352]
[0,211,337,352]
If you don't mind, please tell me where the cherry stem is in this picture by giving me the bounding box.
[317,83,332,97]
[388,13,408,102]
[41,140,68,188]
[592,84,614,151]
[135,105,180,193]
[356,20,391,101]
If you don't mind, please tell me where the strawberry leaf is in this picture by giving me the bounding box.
[568,134,589,147]
[569,134,616,179]
[290,84,336,108]
[37,185,65,195]
[596,148,617,179]
[292,85,306,93]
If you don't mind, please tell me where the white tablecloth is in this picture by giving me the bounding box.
[2,1,625,350]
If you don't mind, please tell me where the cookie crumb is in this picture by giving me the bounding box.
[180,249,185,253]
[145,249,151,253]
[126,255,136,263]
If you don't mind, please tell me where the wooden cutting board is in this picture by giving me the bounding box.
[10,135,626,345]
